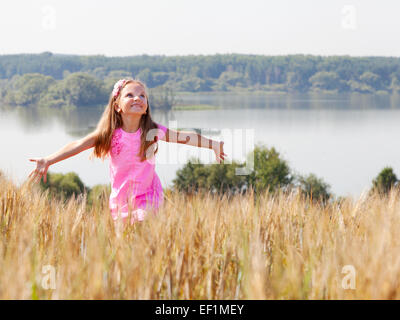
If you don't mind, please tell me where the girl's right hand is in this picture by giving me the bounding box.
[28,158,50,183]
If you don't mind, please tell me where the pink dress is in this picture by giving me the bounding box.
[108,123,167,222]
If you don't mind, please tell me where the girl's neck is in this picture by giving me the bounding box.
[121,115,141,133]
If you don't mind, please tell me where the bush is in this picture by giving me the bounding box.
[173,145,293,195]
[87,184,111,207]
[174,75,213,92]
[38,81,72,109]
[371,167,398,195]
[297,173,331,203]
[309,72,340,91]
[4,73,55,106]
[40,171,87,200]
[62,73,108,106]
[246,145,293,194]
[38,73,108,108]
[206,161,248,194]
[173,158,247,195]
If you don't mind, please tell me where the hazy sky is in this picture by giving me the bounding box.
[1,0,399,57]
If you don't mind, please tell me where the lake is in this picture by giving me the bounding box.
[1,92,400,198]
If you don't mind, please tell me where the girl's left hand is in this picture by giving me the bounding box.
[213,141,227,163]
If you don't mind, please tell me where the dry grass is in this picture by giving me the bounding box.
[1,172,400,300]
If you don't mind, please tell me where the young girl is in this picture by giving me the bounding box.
[29,79,227,223]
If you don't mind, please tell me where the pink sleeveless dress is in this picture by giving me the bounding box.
[108,123,167,222]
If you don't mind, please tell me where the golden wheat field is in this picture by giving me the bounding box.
[1,172,400,300]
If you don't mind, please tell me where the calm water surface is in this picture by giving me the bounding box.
[1,93,400,198]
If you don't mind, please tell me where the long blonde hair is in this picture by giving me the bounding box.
[92,79,159,161]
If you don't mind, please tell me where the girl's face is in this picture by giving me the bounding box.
[116,83,148,116]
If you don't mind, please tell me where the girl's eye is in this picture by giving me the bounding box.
[140,95,145,98]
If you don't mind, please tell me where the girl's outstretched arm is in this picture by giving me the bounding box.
[161,128,227,163]
[28,130,98,183]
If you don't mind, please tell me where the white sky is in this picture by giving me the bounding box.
[0,0,399,57]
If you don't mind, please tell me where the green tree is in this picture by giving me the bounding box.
[4,73,55,106]
[3,53,400,98]
[152,72,171,87]
[371,167,398,195]
[90,67,107,80]
[149,86,176,111]
[136,68,154,87]
[389,75,400,93]
[175,75,213,92]
[172,159,247,195]
[108,70,133,79]
[87,184,111,207]
[173,146,293,196]
[63,72,107,106]
[38,81,71,108]
[205,161,247,194]
[359,71,381,89]
[38,72,108,109]
[40,171,87,200]
[309,71,340,91]
[286,72,302,91]
[297,173,331,203]
[246,145,293,194]
[103,70,134,93]
[218,71,244,87]
[173,159,208,194]
[346,79,374,93]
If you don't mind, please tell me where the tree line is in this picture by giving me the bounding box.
[38,145,332,205]
[39,144,400,207]
[0,53,400,103]
[0,72,175,110]
[38,145,399,206]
